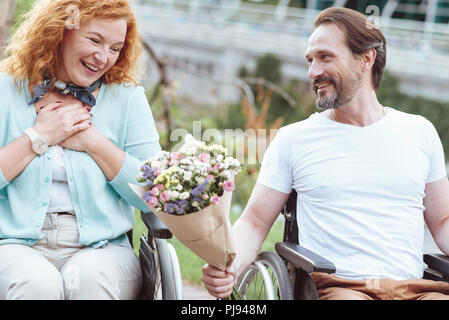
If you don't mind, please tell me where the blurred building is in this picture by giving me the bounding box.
[133,0,449,106]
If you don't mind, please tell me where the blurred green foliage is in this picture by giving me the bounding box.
[11,0,35,35]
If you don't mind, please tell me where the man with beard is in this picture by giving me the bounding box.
[202,7,449,300]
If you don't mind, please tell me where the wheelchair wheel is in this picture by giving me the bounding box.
[167,242,183,300]
[139,235,182,300]
[237,251,293,300]
[153,238,179,300]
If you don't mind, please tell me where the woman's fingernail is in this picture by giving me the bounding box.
[89,122,92,126]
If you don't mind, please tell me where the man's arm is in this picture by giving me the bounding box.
[201,182,290,298]
[423,176,449,255]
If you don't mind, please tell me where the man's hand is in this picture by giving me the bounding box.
[201,264,236,299]
[201,184,291,299]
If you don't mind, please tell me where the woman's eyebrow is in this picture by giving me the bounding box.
[87,31,124,45]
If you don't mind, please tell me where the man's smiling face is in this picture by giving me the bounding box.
[305,23,363,110]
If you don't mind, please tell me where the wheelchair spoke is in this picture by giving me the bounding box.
[237,252,294,300]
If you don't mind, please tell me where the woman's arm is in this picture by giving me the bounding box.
[0,102,90,185]
[0,133,37,183]
[58,124,127,181]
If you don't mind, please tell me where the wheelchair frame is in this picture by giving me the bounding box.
[238,190,449,300]
[131,210,183,300]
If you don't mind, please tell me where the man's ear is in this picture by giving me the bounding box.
[361,48,377,72]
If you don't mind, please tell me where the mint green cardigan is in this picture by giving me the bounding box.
[0,73,161,248]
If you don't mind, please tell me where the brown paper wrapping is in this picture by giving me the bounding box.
[129,184,236,271]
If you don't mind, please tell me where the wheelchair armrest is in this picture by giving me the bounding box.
[140,210,173,239]
[424,254,449,278]
[275,242,336,274]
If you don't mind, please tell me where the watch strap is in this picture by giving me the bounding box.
[24,127,48,155]
[24,128,39,142]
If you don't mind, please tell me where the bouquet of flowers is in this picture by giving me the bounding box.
[130,134,241,271]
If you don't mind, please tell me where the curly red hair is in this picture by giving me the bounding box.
[0,0,142,92]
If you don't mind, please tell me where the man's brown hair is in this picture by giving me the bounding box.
[314,7,387,90]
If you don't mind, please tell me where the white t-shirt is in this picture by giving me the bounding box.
[257,107,447,280]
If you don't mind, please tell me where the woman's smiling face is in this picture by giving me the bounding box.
[57,18,127,86]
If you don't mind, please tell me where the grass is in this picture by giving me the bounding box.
[132,207,284,286]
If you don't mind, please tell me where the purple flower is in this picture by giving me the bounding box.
[142,191,152,203]
[176,200,188,213]
[192,178,210,197]
[146,180,155,188]
[164,202,180,215]
[164,203,176,214]
[142,164,155,180]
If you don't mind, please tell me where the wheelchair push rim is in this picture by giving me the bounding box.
[237,251,293,300]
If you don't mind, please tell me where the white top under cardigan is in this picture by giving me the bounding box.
[47,145,75,214]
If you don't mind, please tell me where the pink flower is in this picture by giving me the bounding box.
[199,153,210,163]
[211,195,220,205]
[213,164,220,171]
[207,174,214,180]
[148,196,158,207]
[160,191,171,202]
[157,184,165,191]
[155,167,162,176]
[170,152,182,160]
[202,194,209,200]
[151,186,160,196]
[223,180,235,192]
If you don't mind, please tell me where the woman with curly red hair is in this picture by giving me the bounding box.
[0,0,160,299]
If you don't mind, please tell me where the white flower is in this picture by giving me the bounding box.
[183,171,192,180]
[179,134,206,155]
[195,176,205,184]
[170,191,179,200]
[176,184,183,191]
[179,191,190,200]
[180,158,192,166]
[222,170,231,179]
[151,160,162,169]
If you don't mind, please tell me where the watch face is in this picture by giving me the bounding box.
[34,140,48,154]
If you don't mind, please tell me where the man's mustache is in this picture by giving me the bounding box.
[312,76,336,94]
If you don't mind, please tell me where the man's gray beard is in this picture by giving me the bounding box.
[316,92,342,111]
[315,73,362,111]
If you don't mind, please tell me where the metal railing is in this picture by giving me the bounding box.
[133,0,449,54]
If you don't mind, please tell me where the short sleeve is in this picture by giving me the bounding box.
[257,128,293,194]
[425,120,447,183]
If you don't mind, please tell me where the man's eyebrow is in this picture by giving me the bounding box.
[305,49,334,60]
[87,32,124,45]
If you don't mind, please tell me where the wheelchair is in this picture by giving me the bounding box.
[128,210,183,300]
[236,190,449,300]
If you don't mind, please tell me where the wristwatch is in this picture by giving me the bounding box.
[24,128,48,155]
